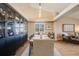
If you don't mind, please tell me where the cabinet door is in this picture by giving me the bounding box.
[0,22,5,38]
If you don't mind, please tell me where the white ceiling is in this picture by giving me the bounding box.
[9,3,72,21]
[69,12,79,20]
[68,11,79,19]
[29,3,71,14]
[61,4,79,20]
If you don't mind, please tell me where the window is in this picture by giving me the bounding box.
[62,24,75,32]
[35,23,45,33]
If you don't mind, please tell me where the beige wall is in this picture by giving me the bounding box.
[28,21,54,38]
[54,17,79,40]
[28,22,34,38]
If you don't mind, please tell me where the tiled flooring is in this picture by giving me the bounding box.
[55,41,79,56]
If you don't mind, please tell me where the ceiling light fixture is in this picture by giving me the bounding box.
[38,3,42,18]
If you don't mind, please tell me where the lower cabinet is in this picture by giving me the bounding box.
[0,35,27,56]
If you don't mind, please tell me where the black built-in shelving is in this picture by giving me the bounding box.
[0,3,28,56]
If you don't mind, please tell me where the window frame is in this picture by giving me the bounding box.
[62,24,75,32]
[34,23,45,33]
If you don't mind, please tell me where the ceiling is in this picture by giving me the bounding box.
[9,3,72,21]
[29,3,71,14]
[60,4,79,20]
[67,5,79,20]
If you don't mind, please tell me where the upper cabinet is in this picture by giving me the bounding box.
[0,3,28,38]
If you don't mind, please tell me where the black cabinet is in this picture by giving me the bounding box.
[0,22,5,39]
[7,21,14,36]
[0,3,28,56]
